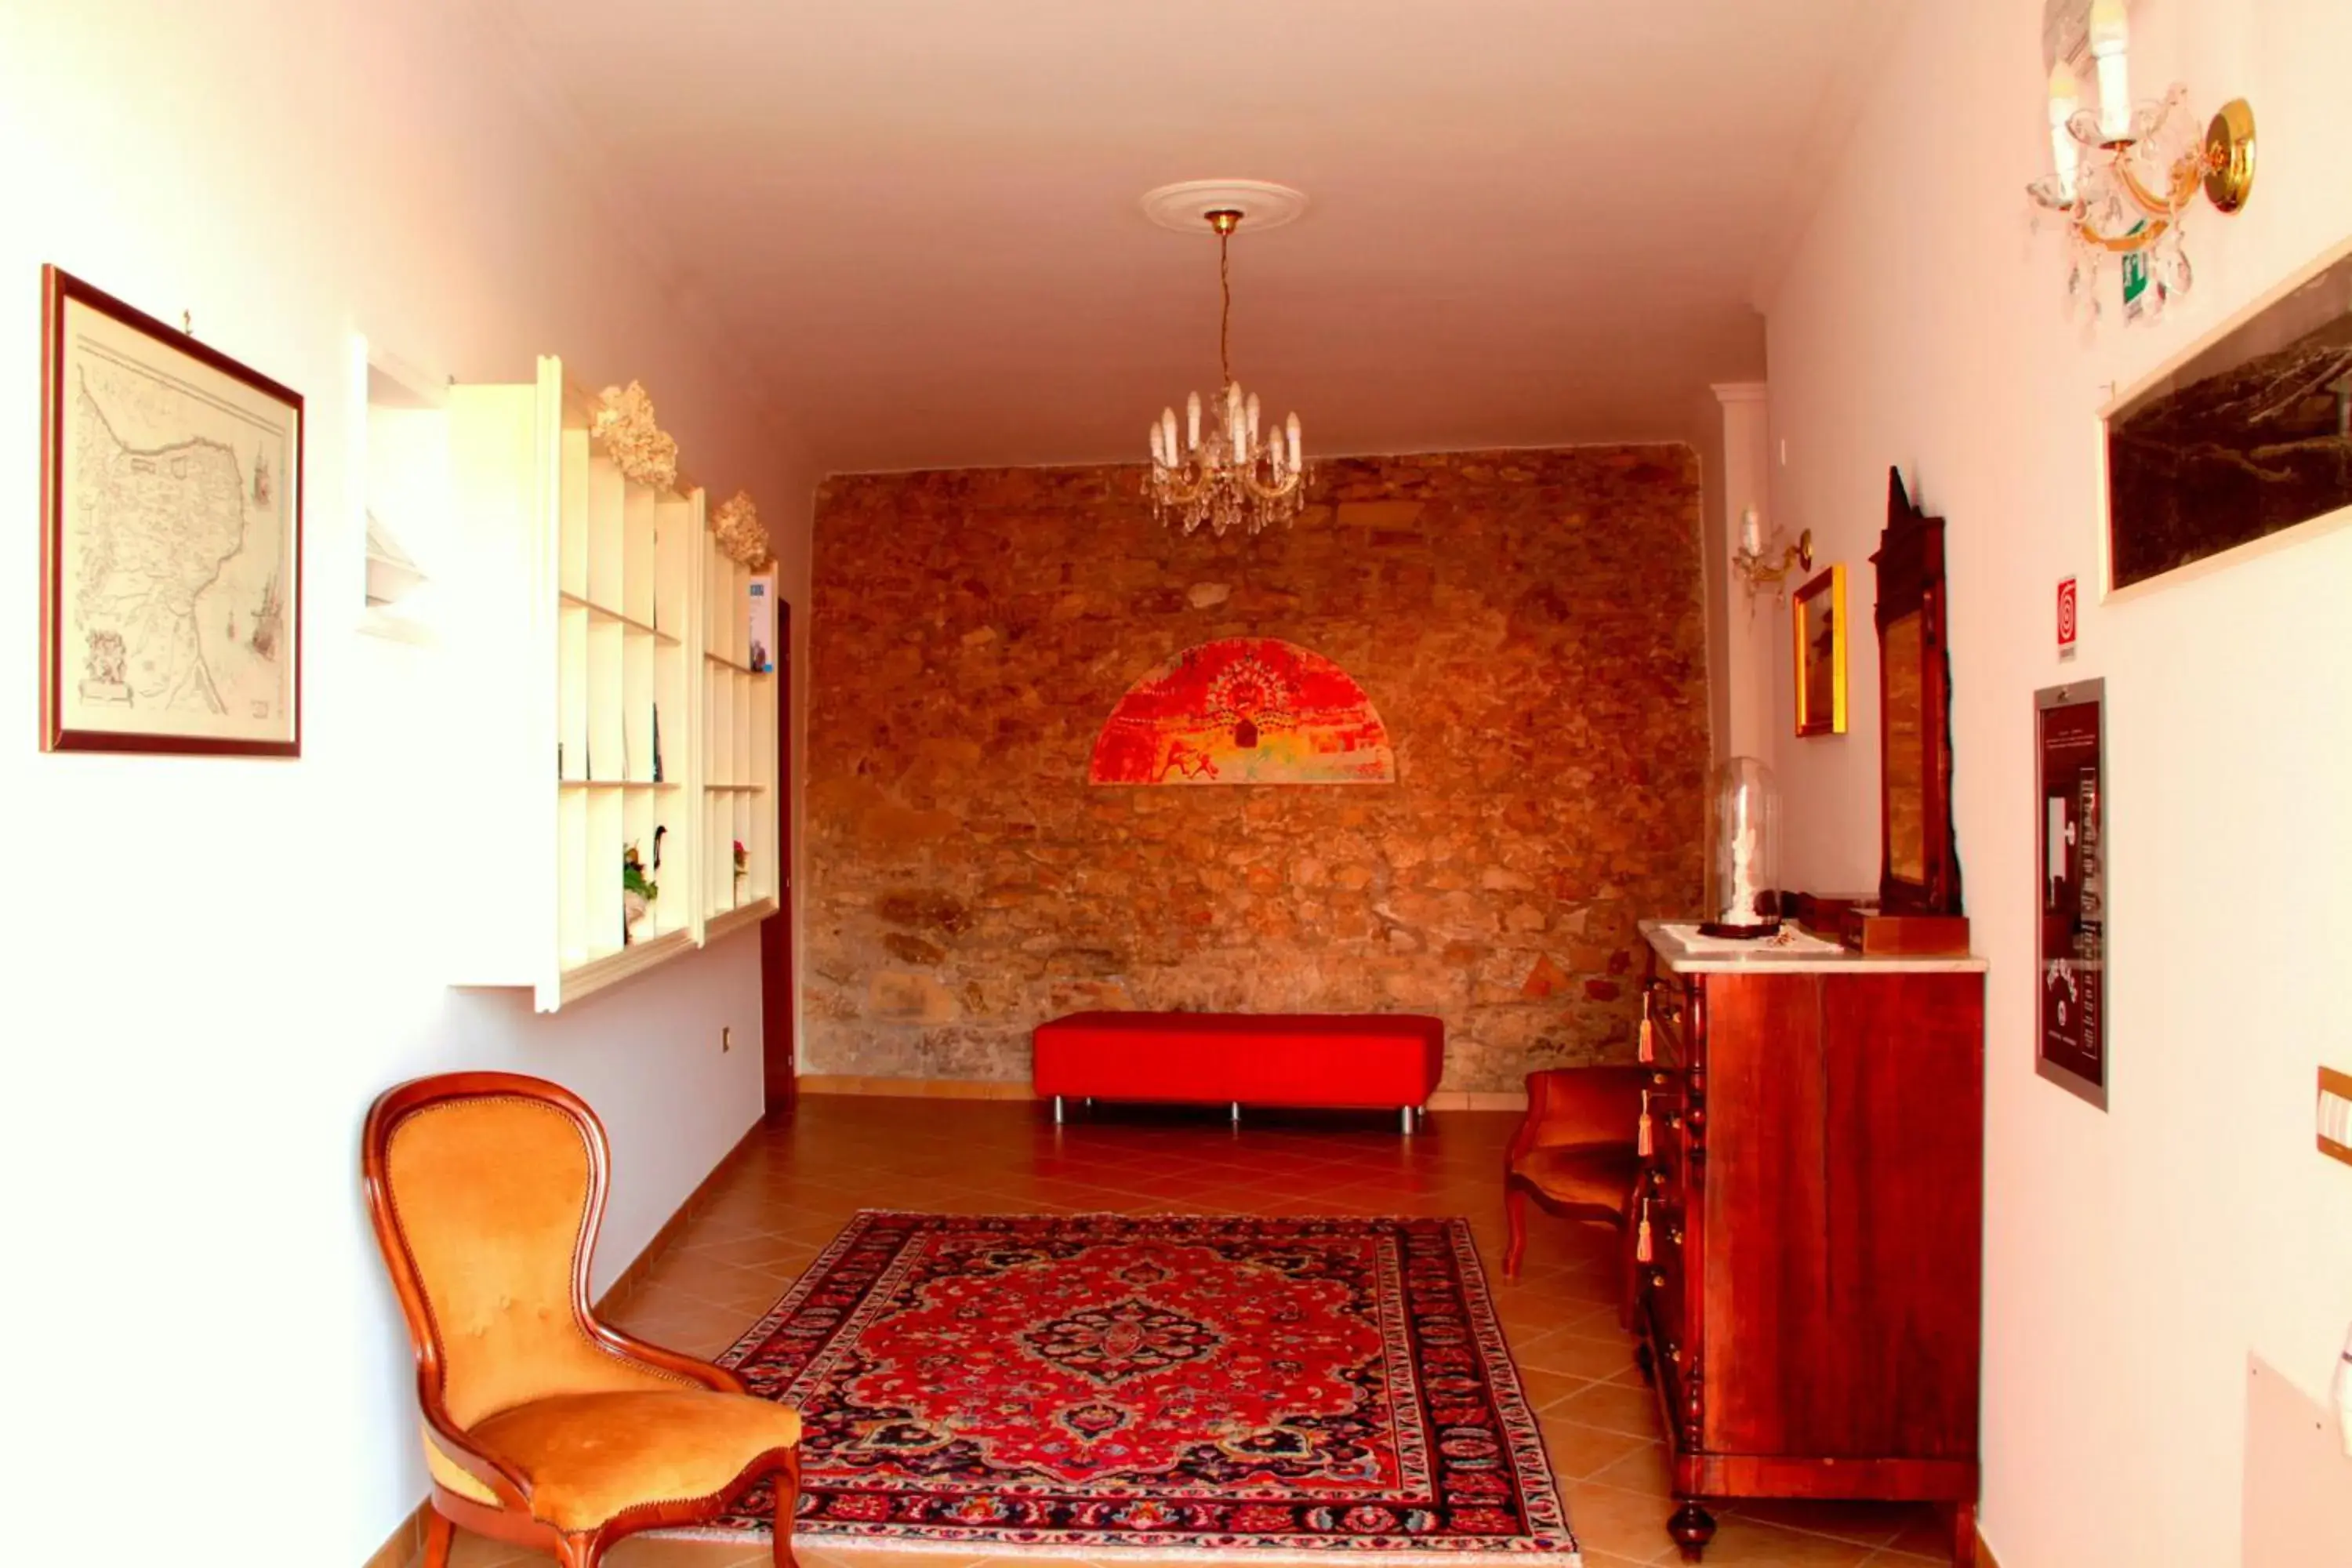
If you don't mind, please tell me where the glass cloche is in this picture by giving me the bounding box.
[1703,756,1782,938]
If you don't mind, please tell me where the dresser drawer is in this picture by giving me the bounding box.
[1638,1198,1692,1364]
[1642,974,1701,1069]
[1640,1076,1700,1196]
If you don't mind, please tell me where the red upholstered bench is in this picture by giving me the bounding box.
[1032,1011,1446,1133]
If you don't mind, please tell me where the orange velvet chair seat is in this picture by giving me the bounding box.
[1511,1142,1642,1214]
[464,1390,804,1532]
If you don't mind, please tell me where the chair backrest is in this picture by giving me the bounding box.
[362,1073,676,1430]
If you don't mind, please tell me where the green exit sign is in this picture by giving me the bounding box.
[2120,223,2153,318]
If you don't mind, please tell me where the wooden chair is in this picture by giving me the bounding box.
[1501,1066,1648,1323]
[362,1072,801,1568]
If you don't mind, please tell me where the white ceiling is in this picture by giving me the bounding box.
[492,0,1900,475]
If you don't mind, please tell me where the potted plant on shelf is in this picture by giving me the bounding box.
[622,840,658,944]
[732,840,748,903]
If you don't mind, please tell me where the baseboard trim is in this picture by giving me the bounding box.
[795,1076,1530,1112]
[797,1074,1031,1099]
[361,1501,429,1568]
[1430,1089,1530,1112]
[596,1115,768,1316]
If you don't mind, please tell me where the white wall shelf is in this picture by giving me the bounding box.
[702,547,779,935]
[430,354,780,1011]
[360,347,452,645]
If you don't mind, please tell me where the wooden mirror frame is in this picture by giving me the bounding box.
[1871,468,1963,916]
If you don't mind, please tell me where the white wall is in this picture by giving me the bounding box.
[1710,383,1776,766]
[0,4,813,1562]
[1763,0,2352,1562]
[1691,390,1732,770]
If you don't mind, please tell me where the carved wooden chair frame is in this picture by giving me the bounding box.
[362,1071,800,1568]
[1501,1065,1649,1326]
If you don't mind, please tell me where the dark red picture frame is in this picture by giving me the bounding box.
[40,265,303,756]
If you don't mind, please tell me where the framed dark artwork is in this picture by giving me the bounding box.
[2104,239,2352,592]
[1791,564,1846,737]
[1872,468,1962,916]
[41,266,303,756]
[2036,679,2106,1110]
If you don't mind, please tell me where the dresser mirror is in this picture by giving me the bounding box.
[1872,468,1962,915]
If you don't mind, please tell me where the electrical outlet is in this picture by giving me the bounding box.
[2320,1067,2352,1167]
[722,1026,733,1053]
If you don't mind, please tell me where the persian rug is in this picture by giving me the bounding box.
[666,1211,1577,1559]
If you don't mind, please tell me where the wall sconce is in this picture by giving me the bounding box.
[2024,0,2256,322]
[1733,505,1813,606]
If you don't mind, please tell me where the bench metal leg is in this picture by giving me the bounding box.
[1230,1101,1242,1126]
[1400,1105,1416,1135]
[1053,1095,1065,1124]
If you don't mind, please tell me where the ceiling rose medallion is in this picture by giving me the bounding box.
[1142,180,1308,539]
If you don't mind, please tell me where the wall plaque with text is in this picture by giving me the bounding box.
[2037,680,2107,1109]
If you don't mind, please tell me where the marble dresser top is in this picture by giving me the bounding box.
[1641,918,1989,975]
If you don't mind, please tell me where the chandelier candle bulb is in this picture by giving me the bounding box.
[2089,0,2131,140]
[1287,414,1301,474]
[1247,392,1261,445]
[1187,393,1201,452]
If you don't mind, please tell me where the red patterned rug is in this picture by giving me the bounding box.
[666,1211,1577,1558]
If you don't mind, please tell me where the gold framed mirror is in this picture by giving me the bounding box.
[1791,565,1847,737]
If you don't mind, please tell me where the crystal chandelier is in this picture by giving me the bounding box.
[1147,208,1305,537]
[2024,0,2254,322]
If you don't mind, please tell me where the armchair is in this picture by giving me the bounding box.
[1501,1066,1648,1323]
[361,1072,801,1568]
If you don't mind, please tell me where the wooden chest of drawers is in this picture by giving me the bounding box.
[1634,922,1987,1563]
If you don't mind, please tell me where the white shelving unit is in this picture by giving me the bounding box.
[702,553,779,942]
[435,355,775,1011]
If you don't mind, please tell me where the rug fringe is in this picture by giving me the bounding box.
[647,1527,1579,1564]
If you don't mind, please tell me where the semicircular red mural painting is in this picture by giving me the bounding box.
[1088,637,1396,786]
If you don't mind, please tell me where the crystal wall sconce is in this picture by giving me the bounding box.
[1733,506,1813,606]
[2025,0,2256,321]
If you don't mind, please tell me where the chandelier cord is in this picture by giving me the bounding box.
[1218,227,1233,390]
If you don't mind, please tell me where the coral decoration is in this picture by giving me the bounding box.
[711,488,773,569]
[590,381,680,491]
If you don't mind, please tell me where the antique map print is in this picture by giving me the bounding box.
[56,296,297,745]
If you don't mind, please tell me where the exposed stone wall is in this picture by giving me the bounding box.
[804,448,1708,1092]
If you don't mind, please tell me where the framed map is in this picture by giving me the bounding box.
[41,267,302,755]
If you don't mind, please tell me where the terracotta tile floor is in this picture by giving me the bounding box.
[415,1097,1959,1568]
